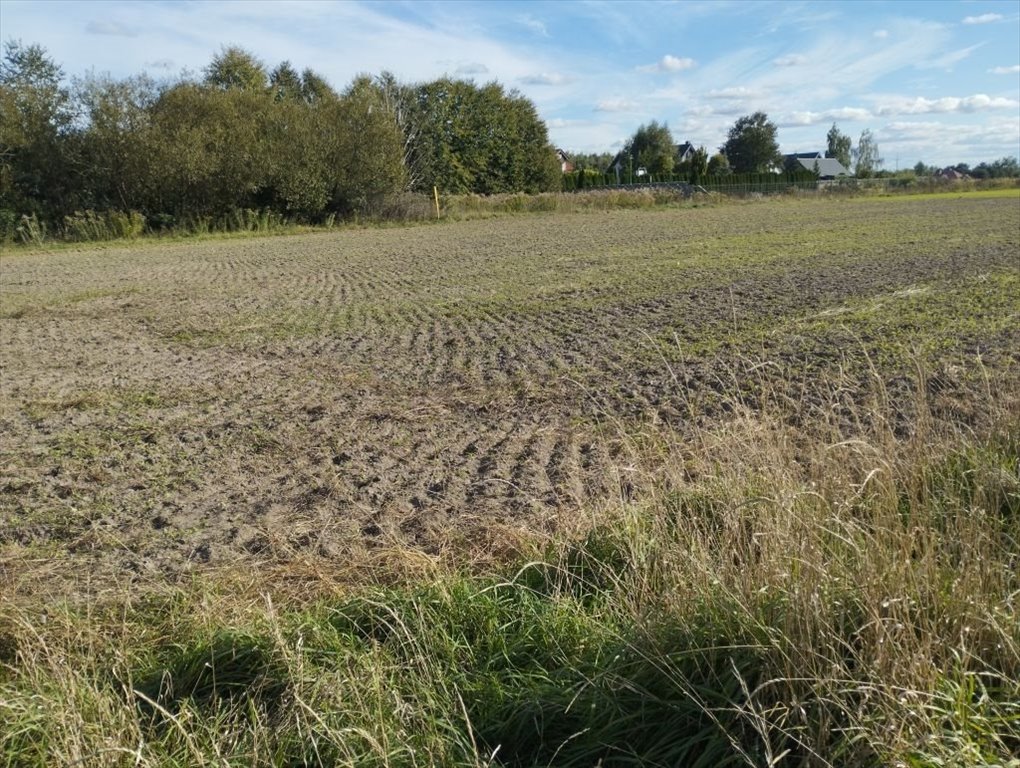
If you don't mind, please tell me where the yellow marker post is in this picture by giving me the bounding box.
[433,186,441,219]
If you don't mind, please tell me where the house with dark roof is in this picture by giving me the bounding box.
[675,142,696,164]
[556,149,575,173]
[782,153,852,179]
[935,167,969,180]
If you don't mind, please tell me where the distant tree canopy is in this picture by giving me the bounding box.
[707,152,731,175]
[677,145,709,182]
[825,123,852,168]
[854,128,882,178]
[387,77,561,195]
[624,121,676,176]
[721,112,781,174]
[970,156,1020,179]
[0,41,561,238]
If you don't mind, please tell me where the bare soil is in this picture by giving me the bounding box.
[2,195,1018,594]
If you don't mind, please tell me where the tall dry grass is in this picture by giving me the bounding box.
[1,355,1017,766]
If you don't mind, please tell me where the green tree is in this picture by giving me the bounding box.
[988,156,1019,177]
[853,128,882,178]
[299,68,337,104]
[394,77,558,195]
[269,61,302,102]
[0,40,78,218]
[707,152,730,175]
[825,123,851,168]
[143,83,272,216]
[203,46,268,92]
[721,112,781,173]
[689,146,709,181]
[323,76,406,213]
[625,121,675,177]
[74,72,159,211]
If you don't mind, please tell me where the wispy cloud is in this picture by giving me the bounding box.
[707,86,763,100]
[918,43,984,70]
[638,54,696,73]
[595,99,638,112]
[873,29,889,39]
[85,19,137,36]
[516,14,548,37]
[520,72,572,85]
[872,93,1019,115]
[773,54,807,67]
[962,13,1003,25]
[989,64,1020,74]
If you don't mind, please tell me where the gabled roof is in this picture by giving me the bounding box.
[784,151,823,160]
[936,167,968,179]
[676,142,695,159]
[789,156,852,178]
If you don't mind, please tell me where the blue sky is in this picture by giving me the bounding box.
[2,0,1018,167]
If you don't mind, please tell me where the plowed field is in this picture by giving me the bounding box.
[3,194,1019,590]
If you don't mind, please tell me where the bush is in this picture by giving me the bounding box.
[0,209,17,244]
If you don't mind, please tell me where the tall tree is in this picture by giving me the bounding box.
[323,76,406,213]
[721,112,781,173]
[74,72,159,211]
[394,77,558,195]
[624,121,676,176]
[688,145,709,181]
[299,68,336,104]
[853,128,882,178]
[203,46,268,92]
[825,123,852,168]
[269,61,302,102]
[0,40,77,217]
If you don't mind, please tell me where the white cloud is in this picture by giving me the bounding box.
[637,54,696,73]
[873,29,889,39]
[516,14,548,36]
[85,19,137,36]
[707,86,763,100]
[595,99,638,112]
[962,13,1003,25]
[989,65,1020,75]
[872,94,1020,116]
[784,106,873,126]
[773,54,807,67]
[660,54,696,72]
[520,72,572,85]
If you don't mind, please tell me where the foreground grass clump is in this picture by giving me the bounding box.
[3,395,1018,767]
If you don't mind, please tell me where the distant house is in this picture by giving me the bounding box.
[556,148,575,173]
[935,167,969,180]
[782,153,852,179]
[675,142,696,164]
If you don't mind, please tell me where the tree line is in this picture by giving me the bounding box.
[599,114,884,181]
[574,112,1018,184]
[0,42,562,240]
